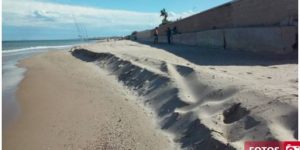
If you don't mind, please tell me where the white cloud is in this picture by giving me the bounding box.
[3,0,196,31]
[168,10,196,21]
[3,0,158,28]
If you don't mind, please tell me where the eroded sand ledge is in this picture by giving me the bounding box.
[3,50,175,150]
[73,40,297,149]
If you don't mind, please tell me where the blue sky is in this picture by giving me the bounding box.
[3,0,231,41]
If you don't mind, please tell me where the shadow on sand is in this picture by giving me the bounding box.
[71,49,236,150]
[139,41,297,66]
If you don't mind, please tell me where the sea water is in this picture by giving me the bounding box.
[2,39,92,128]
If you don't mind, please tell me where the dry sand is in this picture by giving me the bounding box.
[3,50,175,150]
[77,40,297,149]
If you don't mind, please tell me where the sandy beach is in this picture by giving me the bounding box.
[2,0,298,149]
[3,40,298,150]
[3,49,175,150]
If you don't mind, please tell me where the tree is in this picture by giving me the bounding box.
[160,8,169,25]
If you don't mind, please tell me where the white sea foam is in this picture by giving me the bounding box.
[2,43,75,127]
[2,45,74,54]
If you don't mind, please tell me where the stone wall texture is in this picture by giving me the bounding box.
[157,0,298,35]
[135,0,298,55]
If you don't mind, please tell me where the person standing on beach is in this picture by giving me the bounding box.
[167,27,172,44]
[172,26,179,34]
[154,27,159,44]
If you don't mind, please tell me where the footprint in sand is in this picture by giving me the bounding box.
[269,66,278,69]
[291,94,298,97]
[223,103,250,124]
[289,79,298,83]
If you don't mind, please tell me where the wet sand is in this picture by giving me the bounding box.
[3,50,174,150]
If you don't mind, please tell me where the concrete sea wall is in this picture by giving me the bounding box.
[135,0,298,55]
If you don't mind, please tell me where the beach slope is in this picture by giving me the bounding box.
[3,50,174,150]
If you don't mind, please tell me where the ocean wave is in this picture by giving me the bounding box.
[2,45,74,54]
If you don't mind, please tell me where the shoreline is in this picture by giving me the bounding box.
[3,50,175,150]
[2,41,94,128]
[2,48,68,128]
[3,51,36,128]
[2,57,24,128]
